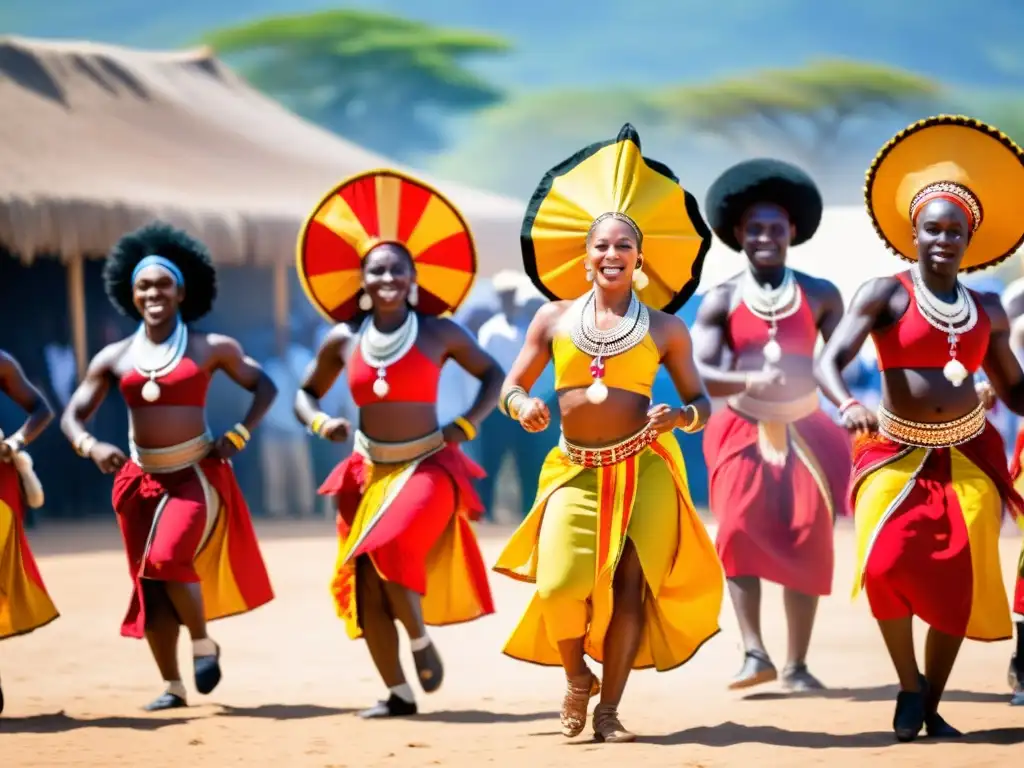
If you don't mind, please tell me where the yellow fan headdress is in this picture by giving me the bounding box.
[865,115,1024,272]
[521,123,711,313]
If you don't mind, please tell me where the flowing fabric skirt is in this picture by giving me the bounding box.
[494,433,723,671]
[323,443,495,640]
[851,424,1022,640]
[704,406,851,596]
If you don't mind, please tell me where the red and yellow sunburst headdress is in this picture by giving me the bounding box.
[297,169,477,323]
[521,123,711,314]
[865,115,1024,272]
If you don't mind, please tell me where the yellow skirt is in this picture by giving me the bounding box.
[493,433,723,671]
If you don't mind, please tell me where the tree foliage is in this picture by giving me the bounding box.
[202,9,511,160]
[654,59,943,172]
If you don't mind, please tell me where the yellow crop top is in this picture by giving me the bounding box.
[551,332,660,398]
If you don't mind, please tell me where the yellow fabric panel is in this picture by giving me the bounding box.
[0,498,59,639]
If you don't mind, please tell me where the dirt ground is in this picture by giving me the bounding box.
[2,517,1022,767]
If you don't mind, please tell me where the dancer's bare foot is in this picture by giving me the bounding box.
[592,703,636,743]
[561,669,600,737]
[729,650,777,690]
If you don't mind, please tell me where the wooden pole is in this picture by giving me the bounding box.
[273,260,289,355]
[67,254,88,381]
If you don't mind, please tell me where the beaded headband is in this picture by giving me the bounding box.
[587,211,643,247]
[909,181,983,234]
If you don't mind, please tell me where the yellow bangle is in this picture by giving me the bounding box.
[233,423,251,443]
[309,412,328,437]
[507,392,526,420]
[453,416,477,441]
[681,404,703,434]
[75,433,96,458]
[224,431,246,451]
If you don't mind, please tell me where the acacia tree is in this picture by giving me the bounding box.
[202,9,511,160]
[655,60,943,173]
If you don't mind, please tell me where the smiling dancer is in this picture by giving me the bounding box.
[0,352,57,715]
[494,124,723,743]
[294,169,501,718]
[61,223,276,711]
[1002,278,1024,705]
[817,115,1024,739]
[693,159,851,692]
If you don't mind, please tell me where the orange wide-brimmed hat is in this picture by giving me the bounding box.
[865,115,1024,272]
[297,169,477,323]
[521,123,711,314]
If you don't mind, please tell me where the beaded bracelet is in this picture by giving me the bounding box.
[499,386,527,418]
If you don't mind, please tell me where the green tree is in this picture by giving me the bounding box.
[202,9,511,161]
[654,59,943,173]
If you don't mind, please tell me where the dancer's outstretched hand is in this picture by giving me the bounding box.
[646,403,680,434]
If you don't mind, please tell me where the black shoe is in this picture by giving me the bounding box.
[412,642,444,694]
[893,685,926,742]
[924,711,962,738]
[358,693,418,719]
[143,691,187,712]
[194,642,222,695]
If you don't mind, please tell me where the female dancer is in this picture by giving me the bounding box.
[816,115,1024,739]
[693,159,851,691]
[294,169,502,718]
[493,124,723,743]
[0,351,57,715]
[61,223,276,712]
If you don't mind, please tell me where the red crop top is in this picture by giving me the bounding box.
[348,344,440,408]
[726,284,818,358]
[119,357,211,408]
[872,272,990,372]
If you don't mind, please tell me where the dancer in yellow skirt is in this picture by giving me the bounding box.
[494,124,724,742]
[0,350,57,715]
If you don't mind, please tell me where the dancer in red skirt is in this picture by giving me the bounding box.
[693,159,851,691]
[294,169,503,718]
[0,351,57,715]
[61,223,276,711]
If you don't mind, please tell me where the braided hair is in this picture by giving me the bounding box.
[103,222,217,323]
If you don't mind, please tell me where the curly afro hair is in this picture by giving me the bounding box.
[103,222,217,323]
[705,159,823,252]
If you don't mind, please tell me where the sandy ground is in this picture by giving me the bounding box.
[2,516,1023,768]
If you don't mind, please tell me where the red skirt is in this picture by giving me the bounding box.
[0,463,59,639]
[1007,429,1024,616]
[704,406,852,596]
[321,443,495,639]
[852,424,1022,639]
[112,457,274,638]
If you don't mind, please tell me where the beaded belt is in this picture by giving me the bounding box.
[877,403,985,448]
[353,429,445,465]
[131,431,213,474]
[559,426,659,468]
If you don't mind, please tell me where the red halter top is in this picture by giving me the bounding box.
[872,272,990,372]
[119,357,211,408]
[348,344,440,408]
[725,282,818,358]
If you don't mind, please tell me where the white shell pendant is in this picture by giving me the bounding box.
[763,338,783,365]
[586,379,609,404]
[372,367,390,398]
[943,358,969,387]
[141,377,161,402]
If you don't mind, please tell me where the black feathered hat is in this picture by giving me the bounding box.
[103,222,217,323]
[705,159,823,252]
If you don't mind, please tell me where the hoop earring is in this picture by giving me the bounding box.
[408,283,419,306]
[632,260,649,290]
[358,291,373,311]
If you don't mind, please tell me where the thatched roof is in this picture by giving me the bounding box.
[0,35,525,273]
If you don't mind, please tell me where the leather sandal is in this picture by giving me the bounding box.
[593,702,636,743]
[561,669,600,737]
